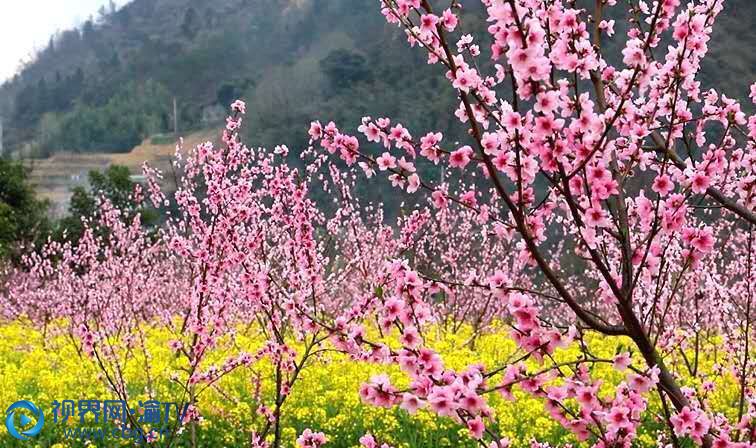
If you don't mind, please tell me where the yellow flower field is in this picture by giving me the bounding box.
[0,321,742,447]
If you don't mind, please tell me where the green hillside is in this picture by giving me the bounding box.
[0,0,753,160]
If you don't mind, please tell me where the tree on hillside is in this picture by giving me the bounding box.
[319,49,372,91]
[181,7,201,40]
[51,80,171,153]
[0,159,50,263]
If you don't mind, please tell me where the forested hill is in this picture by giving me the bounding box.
[1,0,754,159]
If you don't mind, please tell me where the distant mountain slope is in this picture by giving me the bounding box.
[0,0,753,160]
[0,0,401,156]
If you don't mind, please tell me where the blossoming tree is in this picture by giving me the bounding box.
[7,194,187,442]
[304,0,755,446]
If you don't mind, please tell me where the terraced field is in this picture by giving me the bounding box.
[24,130,216,216]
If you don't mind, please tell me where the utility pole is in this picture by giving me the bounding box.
[173,97,178,136]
